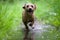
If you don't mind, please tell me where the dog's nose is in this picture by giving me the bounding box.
[29,8,32,10]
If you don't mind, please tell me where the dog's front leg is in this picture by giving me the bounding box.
[24,22,29,30]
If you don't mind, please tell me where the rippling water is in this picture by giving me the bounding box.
[20,19,55,40]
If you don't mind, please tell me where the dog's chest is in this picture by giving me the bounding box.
[22,11,34,22]
[25,14,34,22]
[26,15,32,20]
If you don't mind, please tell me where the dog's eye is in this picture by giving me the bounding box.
[31,5,33,8]
[27,5,29,7]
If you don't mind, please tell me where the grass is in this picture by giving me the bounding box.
[0,1,23,40]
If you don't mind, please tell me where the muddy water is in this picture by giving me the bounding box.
[4,19,55,40]
[20,19,55,40]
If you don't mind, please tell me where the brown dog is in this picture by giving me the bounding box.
[22,3,36,30]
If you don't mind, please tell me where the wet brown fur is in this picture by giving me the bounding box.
[22,3,36,30]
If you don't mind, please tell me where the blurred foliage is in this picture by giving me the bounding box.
[0,0,60,40]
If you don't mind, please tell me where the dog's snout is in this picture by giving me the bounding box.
[29,8,32,10]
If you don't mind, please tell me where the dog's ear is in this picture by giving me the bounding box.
[23,4,26,9]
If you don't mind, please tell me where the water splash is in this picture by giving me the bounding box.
[20,19,55,40]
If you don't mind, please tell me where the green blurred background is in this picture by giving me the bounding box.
[0,0,60,40]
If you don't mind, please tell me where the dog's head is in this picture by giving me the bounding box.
[23,3,36,12]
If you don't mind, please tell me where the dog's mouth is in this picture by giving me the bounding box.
[28,10,33,12]
[27,9,33,12]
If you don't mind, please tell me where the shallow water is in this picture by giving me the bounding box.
[4,19,56,40]
[20,19,55,40]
